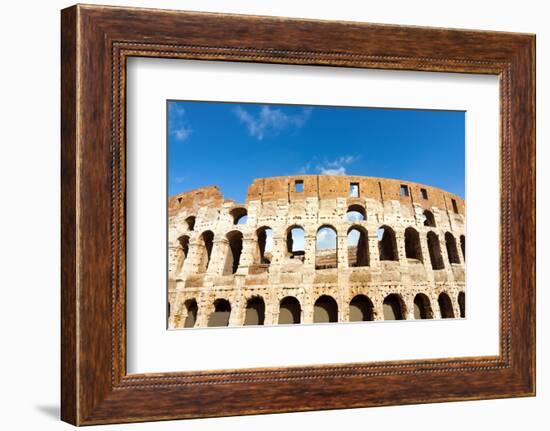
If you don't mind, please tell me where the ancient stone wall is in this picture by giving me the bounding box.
[167,175,466,329]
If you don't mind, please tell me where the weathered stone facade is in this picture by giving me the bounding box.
[167,175,466,329]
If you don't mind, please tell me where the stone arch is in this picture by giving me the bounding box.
[207,298,231,327]
[224,230,243,275]
[377,225,398,261]
[438,292,455,318]
[347,225,369,267]
[427,231,444,270]
[460,235,466,260]
[229,207,248,225]
[349,294,374,321]
[458,291,466,318]
[346,204,366,222]
[278,296,301,324]
[315,225,338,269]
[383,294,405,320]
[423,210,436,227]
[175,235,190,274]
[197,230,214,273]
[314,295,338,323]
[404,227,423,262]
[413,293,433,319]
[286,225,305,261]
[183,299,198,328]
[256,226,273,265]
[244,296,265,326]
[185,215,196,231]
[445,232,460,264]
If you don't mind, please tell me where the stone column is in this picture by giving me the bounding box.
[337,233,349,269]
[264,295,279,326]
[404,294,416,320]
[419,231,435,283]
[183,240,205,275]
[395,232,406,263]
[301,295,314,324]
[194,293,211,327]
[368,232,380,269]
[303,234,316,270]
[438,234,456,283]
[270,233,287,266]
[237,236,256,274]
[168,245,182,278]
[206,238,228,276]
[372,297,385,321]
[229,296,244,326]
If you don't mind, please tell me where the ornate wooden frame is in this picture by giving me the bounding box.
[61,4,536,425]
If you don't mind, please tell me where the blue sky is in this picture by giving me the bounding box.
[167,101,465,204]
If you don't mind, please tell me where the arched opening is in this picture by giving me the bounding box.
[349,295,374,321]
[314,295,338,323]
[438,292,455,318]
[460,235,466,260]
[445,232,460,264]
[413,293,433,319]
[286,225,305,261]
[422,210,436,227]
[346,204,366,222]
[458,291,465,318]
[383,294,405,320]
[378,225,398,261]
[207,299,231,327]
[197,231,214,273]
[244,297,265,326]
[183,299,198,328]
[256,226,273,264]
[224,231,243,275]
[347,226,369,267]
[404,227,423,261]
[175,235,190,274]
[185,216,196,231]
[315,226,338,269]
[278,296,301,324]
[427,231,444,270]
[230,207,248,225]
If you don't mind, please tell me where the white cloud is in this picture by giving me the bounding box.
[233,105,312,140]
[316,227,337,250]
[320,167,347,176]
[174,127,192,142]
[314,155,359,176]
[168,103,192,143]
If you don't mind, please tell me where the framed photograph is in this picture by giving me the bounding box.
[61,4,536,425]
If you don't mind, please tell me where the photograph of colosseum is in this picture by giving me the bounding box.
[167,101,466,329]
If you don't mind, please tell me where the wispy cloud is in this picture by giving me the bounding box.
[168,103,192,143]
[298,155,359,176]
[233,105,312,140]
[316,226,337,250]
[317,155,359,176]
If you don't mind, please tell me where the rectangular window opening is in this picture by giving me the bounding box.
[349,182,359,197]
[400,184,409,197]
[451,198,459,213]
[421,188,428,200]
[295,180,304,193]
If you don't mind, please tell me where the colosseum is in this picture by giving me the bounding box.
[167,175,466,329]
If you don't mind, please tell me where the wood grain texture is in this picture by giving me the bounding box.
[60,4,536,425]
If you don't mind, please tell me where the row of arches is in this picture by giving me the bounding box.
[183,206,441,232]
[174,224,465,276]
[177,292,465,328]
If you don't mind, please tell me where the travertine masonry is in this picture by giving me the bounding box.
[167,175,466,329]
